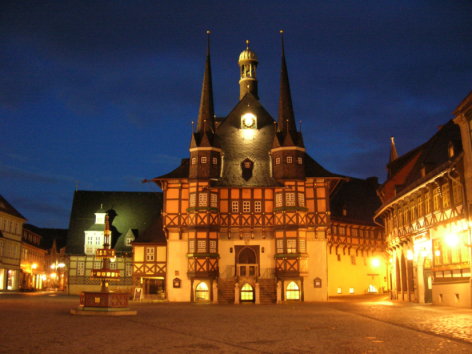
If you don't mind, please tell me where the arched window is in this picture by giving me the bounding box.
[240,283,254,302]
[195,282,209,302]
[286,281,300,300]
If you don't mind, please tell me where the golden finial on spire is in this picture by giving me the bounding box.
[205,30,211,56]
[280,29,285,55]
[246,39,250,49]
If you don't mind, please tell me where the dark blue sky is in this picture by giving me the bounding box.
[1,1,471,228]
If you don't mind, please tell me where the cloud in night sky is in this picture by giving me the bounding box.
[1,0,471,227]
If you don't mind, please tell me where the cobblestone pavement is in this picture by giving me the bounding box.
[0,293,471,353]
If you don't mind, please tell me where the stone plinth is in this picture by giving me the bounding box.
[70,291,137,316]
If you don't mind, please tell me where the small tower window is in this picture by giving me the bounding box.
[275,157,281,165]
[201,156,207,164]
[297,157,303,165]
[212,157,218,165]
[191,157,197,165]
[286,156,293,164]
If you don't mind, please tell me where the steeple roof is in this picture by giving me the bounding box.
[195,31,215,135]
[277,31,296,135]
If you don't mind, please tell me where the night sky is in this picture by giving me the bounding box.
[1,1,471,228]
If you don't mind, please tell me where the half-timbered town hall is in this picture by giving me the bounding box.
[66,35,386,302]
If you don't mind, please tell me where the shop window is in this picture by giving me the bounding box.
[195,282,210,302]
[286,281,300,300]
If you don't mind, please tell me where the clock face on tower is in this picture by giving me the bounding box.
[241,112,257,129]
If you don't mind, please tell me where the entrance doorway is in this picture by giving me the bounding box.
[195,281,210,302]
[423,258,432,303]
[240,283,254,302]
[237,247,258,277]
[143,277,165,299]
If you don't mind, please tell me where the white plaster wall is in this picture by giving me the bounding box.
[304,238,328,301]
[433,282,471,308]
[166,232,191,302]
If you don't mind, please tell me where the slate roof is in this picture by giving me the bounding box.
[66,191,163,255]
[0,194,26,220]
[330,177,381,226]
[380,120,462,205]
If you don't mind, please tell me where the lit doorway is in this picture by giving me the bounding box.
[195,281,210,302]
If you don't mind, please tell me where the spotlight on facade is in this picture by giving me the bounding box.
[445,233,460,247]
[370,258,381,268]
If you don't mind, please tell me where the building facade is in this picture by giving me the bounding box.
[20,225,47,290]
[375,119,471,307]
[0,195,26,291]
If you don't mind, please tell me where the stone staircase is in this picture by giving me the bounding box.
[259,279,276,304]
[218,279,235,304]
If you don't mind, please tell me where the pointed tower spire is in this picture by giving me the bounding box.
[389,136,398,163]
[277,30,296,134]
[196,30,215,133]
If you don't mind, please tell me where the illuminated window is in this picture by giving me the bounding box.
[201,156,207,164]
[433,187,440,210]
[209,240,217,253]
[297,157,303,165]
[254,201,262,213]
[299,238,306,253]
[212,157,218,165]
[286,156,293,164]
[240,283,254,302]
[275,157,281,165]
[195,282,209,302]
[286,281,300,300]
[110,262,117,270]
[191,157,196,165]
[243,201,251,213]
[125,263,132,277]
[453,183,463,204]
[286,193,295,206]
[425,191,431,214]
[189,193,196,207]
[189,240,195,253]
[210,193,217,208]
[231,201,239,213]
[93,260,101,269]
[198,193,208,207]
[298,193,305,207]
[77,261,85,276]
[276,239,283,253]
[287,239,297,253]
[275,193,282,207]
[197,240,206,253]
[145,247,155,261]
[442,183,450,209]
[244,161,251,168]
